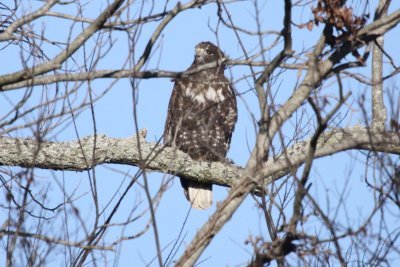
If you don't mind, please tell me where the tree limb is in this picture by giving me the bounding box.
[0,230,114,251]
[371,0,390,130]
[0,0,125,87]
[0,0,58,41]
[0,60,304,92]
[0,128,399,190]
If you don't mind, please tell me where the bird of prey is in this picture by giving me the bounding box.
[164,41,237,210]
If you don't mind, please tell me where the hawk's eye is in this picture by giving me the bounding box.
[206,50,212,55]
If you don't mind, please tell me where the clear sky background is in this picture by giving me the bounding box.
[1,0,400,266]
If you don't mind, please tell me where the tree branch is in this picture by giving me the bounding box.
[358,8,400,39]
[0,0,58,41]
[371,0,390,130]
[0,0,125,87]
[0,60,304,92]
[1,128,399,190]
[0,129,242,187]
[0,230,114,251]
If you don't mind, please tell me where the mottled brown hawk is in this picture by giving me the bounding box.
[164,42,237,210]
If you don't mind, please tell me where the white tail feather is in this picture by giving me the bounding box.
[187,186,212,210]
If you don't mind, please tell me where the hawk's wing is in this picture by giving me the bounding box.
[164,79,183,145]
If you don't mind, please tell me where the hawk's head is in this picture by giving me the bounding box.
[194,42,225,65]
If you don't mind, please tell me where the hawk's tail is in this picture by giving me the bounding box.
[181,178,212,210]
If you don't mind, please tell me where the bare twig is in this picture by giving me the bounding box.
[0,0,59,41]
[0,229,114,251]
[0,0,125,87]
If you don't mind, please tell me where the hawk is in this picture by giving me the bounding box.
[164,42,237,210]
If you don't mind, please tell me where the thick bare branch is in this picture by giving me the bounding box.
[261,127,400,179]
[0,128,399,189]
[371,0,390,130]
[0,130,241,187]
[358,8,400,39]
